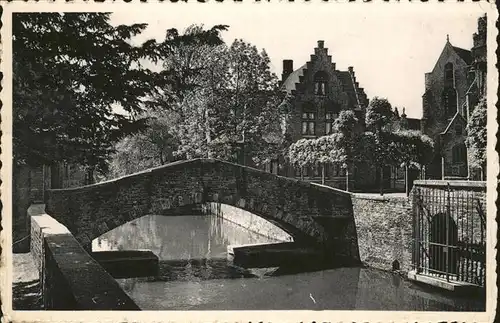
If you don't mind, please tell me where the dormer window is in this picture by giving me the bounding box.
[314,71,328,96]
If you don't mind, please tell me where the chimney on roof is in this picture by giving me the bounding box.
[282,59,293,82]
[317,40,325,48]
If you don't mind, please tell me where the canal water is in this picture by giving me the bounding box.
[92,213,485,311]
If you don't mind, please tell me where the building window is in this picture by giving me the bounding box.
[455,124,463,136]
[314,71,328,96]
[444,62,454,87]
[302,111,316,135]
[325,112,337,134]
[442,87,457,117]
[452,144,467,163]
[315,83,326,96]
[294,167,301,177]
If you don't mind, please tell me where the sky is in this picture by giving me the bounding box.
[111,3,487,119]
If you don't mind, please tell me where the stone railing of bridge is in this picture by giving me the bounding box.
[28,204,140,310]
[45,159,360,264]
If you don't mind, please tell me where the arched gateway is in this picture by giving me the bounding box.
[45,159,361,265]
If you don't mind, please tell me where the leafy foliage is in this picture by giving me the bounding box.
[108,28,287,177]
[107,115,179,178]
[288,105,434,192]
[288,134,343,170]
[365,97,393,133]
[13,13,155,174]
[14,14,228,179]
[466,97,487,169]
[392,130,434,169]
[200,39,286,165]
[333,110,359,167]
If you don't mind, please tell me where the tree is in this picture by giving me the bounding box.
[107,115,179,178]
[13,13,157,182]
[466,97,487,180]
[288,138,316,180]
[102,24,228,178]
[212,39,286,166]
[161,38,286,166]
[333,110,359,191]
[288,135,342,185]
[392,130,434,195]
[365,97,394,134]
[147,24,229,160]
[365,97,396,195]
[14,15,228,183]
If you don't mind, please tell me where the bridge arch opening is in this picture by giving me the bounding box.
[91,206,293,262]
[202,202,294,243]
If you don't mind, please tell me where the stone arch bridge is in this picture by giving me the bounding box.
[45,159,360,264]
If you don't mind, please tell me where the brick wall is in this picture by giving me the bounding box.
[352,194,413,272]
[29,205,139,310]
[45,159,360,264]
[13,163,87,252]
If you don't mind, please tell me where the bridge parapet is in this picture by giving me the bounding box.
[28,204,139,310]
[45,159,360,263]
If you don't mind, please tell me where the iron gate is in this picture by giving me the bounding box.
[412,182,486,287]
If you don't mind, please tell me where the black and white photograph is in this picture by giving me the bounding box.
[1,2,497,322]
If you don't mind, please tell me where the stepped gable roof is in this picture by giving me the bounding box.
[452,46,473,65]
[337,71,354,91]
[281,64,307,93]
[337,71,360,107]
[281,61,366,109]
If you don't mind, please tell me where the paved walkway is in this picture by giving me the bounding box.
[12,253,42,310]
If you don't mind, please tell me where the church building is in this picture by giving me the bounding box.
[421,15,487,180]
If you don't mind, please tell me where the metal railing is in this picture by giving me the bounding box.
[412,183,486,287]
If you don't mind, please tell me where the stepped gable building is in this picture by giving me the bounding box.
[281,40,369,143]
[421,15,487,179]
[275,40,380,190]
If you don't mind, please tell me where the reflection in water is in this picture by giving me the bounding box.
[93,214,286,260]
[92,214,485,311]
